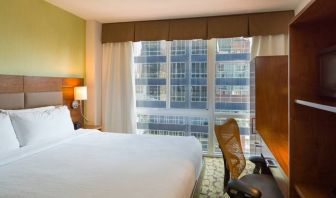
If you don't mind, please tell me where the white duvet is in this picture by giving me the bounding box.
[0,129,203,198]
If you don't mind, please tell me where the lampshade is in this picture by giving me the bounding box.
[74,86,87,101]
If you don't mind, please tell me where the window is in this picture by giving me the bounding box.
[171,85,185,102]
[216,85,249,103]
[190,117,208,126]
[191,62,207,78]
[171,62,186,79]
[216,62,249,78]
[133,37,251,155]
[141,41,165,56]
[171,40,187,55]
[144,130,186,136]
[192,86,207,102]
[214,38,251,155]
[137,63,166,79]
[192,40,207,55]
[216,38,250,54]
[136,85,166,101]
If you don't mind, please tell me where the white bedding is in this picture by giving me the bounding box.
[0,129,203,198]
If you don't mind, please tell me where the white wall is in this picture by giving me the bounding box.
[86,20,102,125]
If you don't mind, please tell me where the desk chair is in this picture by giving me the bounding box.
[215,118,282,198]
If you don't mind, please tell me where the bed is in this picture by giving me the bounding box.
[0,129,202,198]
[0,75,204,198]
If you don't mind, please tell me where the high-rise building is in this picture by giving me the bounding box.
[133,38,251,154]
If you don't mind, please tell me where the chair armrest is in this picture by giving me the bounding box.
[249,155,266,164]
[248,155,270,174]
[227,179,261,198]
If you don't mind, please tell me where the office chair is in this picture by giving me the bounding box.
[215,118,282,198]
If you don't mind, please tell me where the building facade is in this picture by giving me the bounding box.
[133,38,251,154]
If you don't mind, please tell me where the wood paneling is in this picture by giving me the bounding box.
[290,0,336,26]
[0,75,23,93]
[0,75,83,124]
[62,78,83,125]
[253,56,289,197]
[254,56,289,176]
[295,182,333,198]
[289,0,336,196]
[24,76,62,92]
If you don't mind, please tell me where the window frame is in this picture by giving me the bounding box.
[171,62,186,79]
[171,85,186,102]
[134,38,251,156]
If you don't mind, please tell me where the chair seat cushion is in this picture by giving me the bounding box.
[240,174,283,197]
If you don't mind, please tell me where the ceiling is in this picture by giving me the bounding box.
[46,0,302,23]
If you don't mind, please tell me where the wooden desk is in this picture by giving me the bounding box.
[258,136,289,197]
[252,56,289,197]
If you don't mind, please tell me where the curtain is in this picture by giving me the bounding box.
[251,34,288,58]
[101,42,136,133]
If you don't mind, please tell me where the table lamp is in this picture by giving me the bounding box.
[72,86,88,122]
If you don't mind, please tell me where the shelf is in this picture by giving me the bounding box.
[295,100,336,113]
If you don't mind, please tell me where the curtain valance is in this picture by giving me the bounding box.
[102,10,294,43]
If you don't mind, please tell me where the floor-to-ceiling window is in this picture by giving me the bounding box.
[133,38,251,155]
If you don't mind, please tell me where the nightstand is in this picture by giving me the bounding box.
[83,124,102,131]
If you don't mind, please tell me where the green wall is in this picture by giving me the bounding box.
[0,0,85,77]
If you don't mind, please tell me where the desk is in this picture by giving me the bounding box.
[250,132,289,197]
[259,135,289,197]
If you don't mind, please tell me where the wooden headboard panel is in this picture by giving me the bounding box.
[0,75,83,124]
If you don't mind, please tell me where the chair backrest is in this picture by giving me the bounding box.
[215,118,246,179]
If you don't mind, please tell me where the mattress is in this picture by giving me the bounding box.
[0,129,203,198]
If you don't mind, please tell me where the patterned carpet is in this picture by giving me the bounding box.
[195,157,254,198]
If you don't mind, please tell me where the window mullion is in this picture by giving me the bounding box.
[167,41,171,109]
[207,39,216,156]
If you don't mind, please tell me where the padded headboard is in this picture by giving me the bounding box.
[0,75,83,124]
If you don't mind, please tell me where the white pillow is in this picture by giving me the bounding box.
[1,106,56,114]
[0,113,20,153]
[10,106,75,147]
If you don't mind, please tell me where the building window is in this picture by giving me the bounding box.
[216,62,249,78]
[171,85,185,102]
[141,41,165,56]
[192,85,207,102]
[215,85,249,104]
[171,62,186,79]
[192,40,207,55]
[133,37,251,155]
[190,117,208,126]
[137,63,166,79]
[191,62,207,78]
[136,85,166,101]
[144,130,186,136]
[216,38,250,54]
[171,40,187,55]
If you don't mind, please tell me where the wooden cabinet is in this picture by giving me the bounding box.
[289,0,336,197]
[251,1,336,197]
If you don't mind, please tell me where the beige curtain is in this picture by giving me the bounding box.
[101,42,136,133]
[251,34,288,58]
[85,21,102,126]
